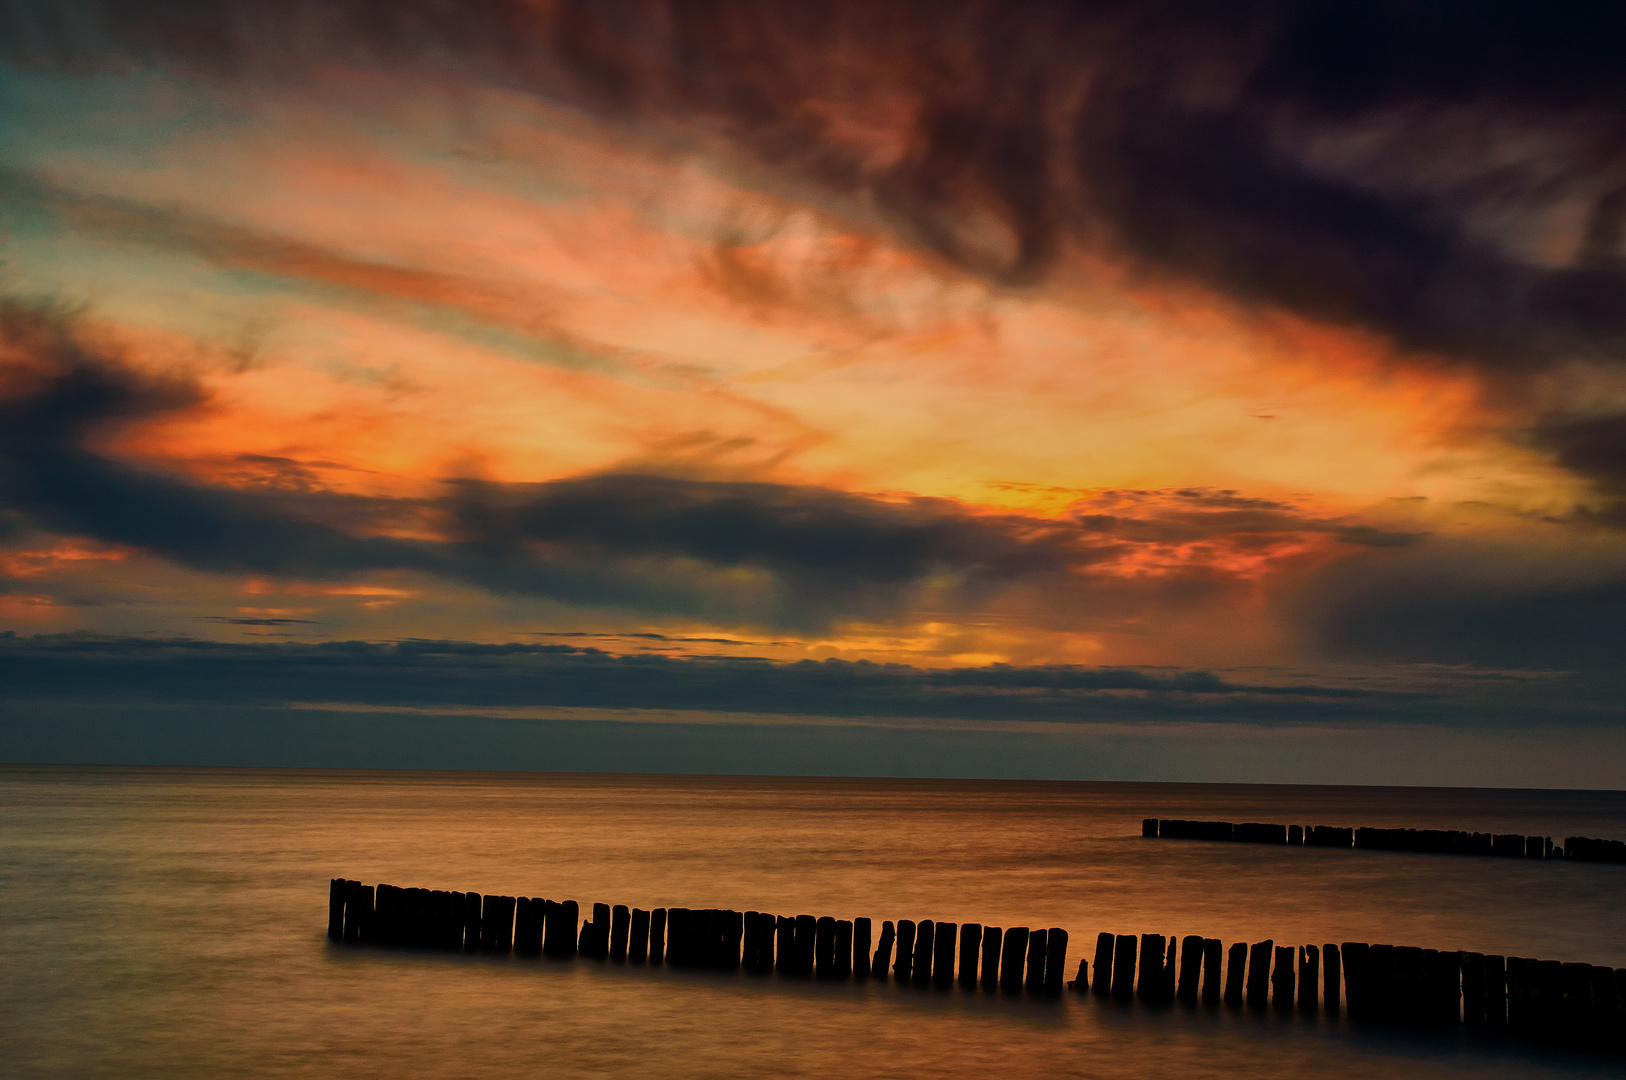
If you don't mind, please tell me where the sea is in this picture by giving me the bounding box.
[2,765,1623,1078]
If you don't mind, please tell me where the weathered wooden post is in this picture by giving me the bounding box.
[777,915,796,974]
[1001,927,1029,992]
[1093,932,1115,996]
[328,878,344,940]
[1202,939,1223,1005]
[1272,945,1295,1010]
[464,892,484,954]
[1045,929,1068,994]
[1112,935,1137,1000]
[1143,818,1159,837]
[934,921,956,987]
[816,916,837,978]
[894,920,917,982]
[483,895,516,954]
[630,908,650,963]
[1137,935,1166,1002]
[1324,944,1340,1013]
[795,914,817,976]
[1340,943,1369,1017]
[1394,946,1424,1020]
[1070,959,1089,991]
[873,920,895,978]
[1299,945,1319,1013]
[1246,941,1273,1009]
[611,904,630,961]
[835,919,853,978]
[341,880,363,943]
[1425,949,1461,1024]
[959,923,982,986]
[1025,928,1048,991]
[1369,945,1397,1021]
[647,907,665,964]
[912,920,935,985]
[722,909,743,969]
[1177,935,1203,1004]
[1225,942,1247,1006]
[853,917,872,980]
[741,911,761,970]
[514,897,543,956]
[1289,825,1303,845]
[982,927,1003,989]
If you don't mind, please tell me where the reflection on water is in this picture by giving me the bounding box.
[1,766,1622,1078]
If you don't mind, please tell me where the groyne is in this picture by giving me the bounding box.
[327,878,1624,1055]
[1144,818,1626,862]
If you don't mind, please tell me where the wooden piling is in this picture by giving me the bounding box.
[873,920,895,978]
[894,919,916,982]
[1370,945,1397,1021]
[1143,817,1159,837]
[816,916,837,978]
[1289,825,1303,845]
[1394,946,1424,1020]
[630,908,650,963]
[1136,935,1164,1001]
[328,878,344,940]
[1176,935,1202,1004]
[1246,941,1273,1009]
[1070,958,1089,992]
[588,902,610,959]
[741,911,761,970]
[1340,943,1369,1017]
[463,892,483,953]
[1093,932,1114,996]
[1299,945,1319,1013]
[722,909,743,969]
[853,917,872,980]
[795,914,816,976]
[514,897,543,956]
[1272,945,1295,1010]
[1045,929,1068,995]
[835,919,853,978]
[1112,935,1137,1000]
[981,926,1003,989]
[1025,928,1047,992]
[1202,939,1223,1005]
[934,921,956,987]
[482,895,516,954]
[341,880,363,942]
[1001,927,1029,993]
[912,920,935,985]
[777,915,796,974]
[610,904,630,961]
[1225,942,1247,1006]
[1426,949,1461,1024]
[647,907,665,965]
[959,923,981,986]
[1323,944,1340,1014]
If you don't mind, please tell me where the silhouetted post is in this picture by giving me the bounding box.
[609,904,630,961]
[1273,945,1295,1010]
[1426,949,1461,1024]
[934,922,956,987]
[1289,825,1303,845]
[853,918,872,980]
[816,916,836,978]
[341,880,363,943]
[1001,928,1029,992]
[894,920,916,982]
[328,878,344,940]
[1247,941,1273,1009]
[776,916,795,974]
[590,902,611,959]
[516,897,544,956]
[795,915,817,976]
[1070,958,1089,991]
[643,907,663,964]
[1300,945,1319,1013]
[1323,944,1340,1013]
[1395,946,1424,1019]
[1340,943,1369,1017]
[1112,935,1137,1000]
[1094,932,1114,996]
[741,911,761,970]
[1176,936,1203,1004]
[913,920,935,985]
[460,892,481,953]
[1202,939,1223,1005]
[483,895,516,953]
[1369,945,1396,1021]
[835,920,853,978]
[723,909,743,969]
[1025,929,1047,991]
[629,908,650,963]
[1225,942,1247,1006]
[1137,935,1166,1002]
[982,927,1003,989]
[1163,938,1177,1000]
[873,920,895,978]
[1143,818,1159,837]
[1045,929,1068,994]
[959,923,981,986]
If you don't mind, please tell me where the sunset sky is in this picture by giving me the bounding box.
[3,1,1625,784]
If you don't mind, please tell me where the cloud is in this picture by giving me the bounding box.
[7,0,1626,374]
[1532,412,1626,526]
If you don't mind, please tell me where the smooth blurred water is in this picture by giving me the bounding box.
[2,765,1623,1078]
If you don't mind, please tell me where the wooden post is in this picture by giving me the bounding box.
[1137,934,1165,1002]
[1246,941,1273,1009]
[1163,938,1176,1000]
[589,902,610,959]
[515,897,543,956]
[1093,932,1114,996]
[1176,936,1202,1003]
[776,915,795,974]
[912,920,935,985]
[1427,949,1461,1024]
[1369,945,1397,1021]
[835,919,853,978]
[462,892,483,953]
[1069,958,1089,991]
[873,920,895,978]
[1340,943,1369,1017]
[1323,944,1340,1013]
[482,895,516,953]
[795,914,817,976]
[1143,818,1159,837]
[1201,939,1222,1005]
[1299,945,1319,1013]
[894,920,916,982]
[1112,935,1137,1000]
[981,927,1003,989]
[610,904,630,961]
[959,923,981,986]
[934,921,956,987]
[1000,927,1029,992]
[328,878,344,940]
[644,907,663,964]
[1394,946,1424,1020]
[1224,942,1247,1006]
[741,911,761,970]
[1272,945,1295,1010]
[1045,929,1068,994]
[816,916,837,978]
[853,917,872,980]
[723,909,743,969]
[1025,928,1048,991]
[630,908,650,963]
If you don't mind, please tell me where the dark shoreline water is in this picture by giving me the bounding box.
[3,765,1623,1078]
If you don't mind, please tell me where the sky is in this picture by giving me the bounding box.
[1,1,1624,785]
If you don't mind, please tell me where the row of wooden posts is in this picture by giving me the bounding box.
[328,878,1625,1053]
[1145,818,1626,862]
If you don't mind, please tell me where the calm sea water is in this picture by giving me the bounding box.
[2,766,1624,1079]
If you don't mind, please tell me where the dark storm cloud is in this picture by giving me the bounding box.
[1532,413,1626,526]
[0,631,1460,728]
[5,0,1626,372]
